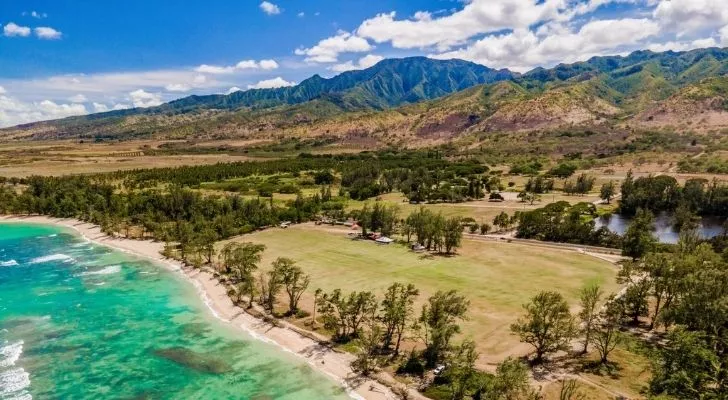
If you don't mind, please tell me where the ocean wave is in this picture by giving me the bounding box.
[29,254,74,264]
[0,368,30,397]
[0,260,18,267]
[0,342,23,368]
[77,265,121,276]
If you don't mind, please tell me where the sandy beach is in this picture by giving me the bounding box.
[0,215,425,400]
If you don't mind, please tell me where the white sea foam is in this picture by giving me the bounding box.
[6,393,32,400]
[0,342,23,368]
[77,265,121,276]
[29,254,74,264]
[0,368,30,397]
[0,260,18,267]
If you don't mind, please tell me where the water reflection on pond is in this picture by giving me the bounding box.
[595,212,726,244]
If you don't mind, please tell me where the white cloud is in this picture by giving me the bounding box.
[298,12,305,18]
[354,0,647,52]
[0,95,87,127]
[260,1,281,15]
[432,18,660,72]
[34,27,62,40]
[331,54,385,72]
[195,64,235,74]
[195,59,279,74]
[3,22,31,37]
[356,2,557,51]
[165,83,192,92]
[234,60,258,70]
[247,77,296,89]
[193,74,208,84]
[236,59,279,70]
[0,68,230,126]
[9,69,220,98]
[258,59,279,70]
[653,0,728,36]
[227,86,243,94]
[92,102,131,113]
[28,11,48,19]
[721,25,728,46]
[646,36,719,53]
[92,102,109,113]
[0,86,5,94]
[68,94,88,103]
[129,89,163,108]
[295,31,373,63]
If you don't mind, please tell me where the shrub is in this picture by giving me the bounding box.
[397,351,425,377]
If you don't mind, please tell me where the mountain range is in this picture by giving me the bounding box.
[3,48,728,142]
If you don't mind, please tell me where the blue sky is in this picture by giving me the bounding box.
[1,0,727,127]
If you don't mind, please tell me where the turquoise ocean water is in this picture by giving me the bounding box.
[0,222,350,400]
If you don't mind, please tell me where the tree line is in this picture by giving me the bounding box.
[619,171,728,216]
[0,175,329,259]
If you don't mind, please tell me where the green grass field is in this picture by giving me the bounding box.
[225,224,621,362]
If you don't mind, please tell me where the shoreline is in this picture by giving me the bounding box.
[1,215,419,400]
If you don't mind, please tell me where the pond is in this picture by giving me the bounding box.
[595,212,726,244]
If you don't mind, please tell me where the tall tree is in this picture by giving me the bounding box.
[444,340,479,400]
[272,257,310,314]
[318,289,377,341]
[444,217,463,254]
[599,181,616,204]
[511,291,576,363]
[197,227,219,264]
[312,288,322,328]
[650,328,723,398]
[418,290,470,367]
[352,322,383,376]
[622,281,650,325]
[591,296,622,364]
[578,284,603,354]
[223,243,266,307]
[379,283,419,355]
[622,208,656,260]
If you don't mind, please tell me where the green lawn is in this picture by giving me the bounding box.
[224,224,621,361]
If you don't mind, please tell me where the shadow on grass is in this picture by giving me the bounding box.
[581,359,623,379]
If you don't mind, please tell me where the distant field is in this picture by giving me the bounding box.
[347,191,602,225]
[225,224,621,364]
[0,139,276,177]
[0,154,270,177]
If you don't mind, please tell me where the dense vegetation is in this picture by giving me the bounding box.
[515,201,622,248]
[619,171,728,216]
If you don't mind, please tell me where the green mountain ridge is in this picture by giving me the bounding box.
[3,48,728,141]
